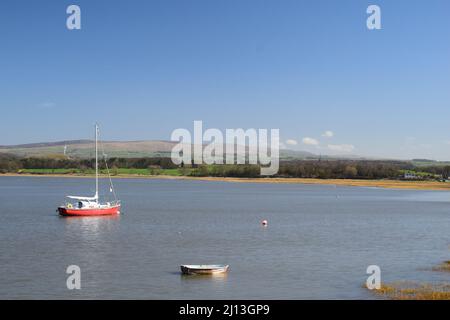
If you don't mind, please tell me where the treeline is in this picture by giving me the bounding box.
[278,160,415,179]
[190,165,261,178]
[0,154,447,180]
[187,160,439,179]
[418,165,450,177]
[0,155,178,173]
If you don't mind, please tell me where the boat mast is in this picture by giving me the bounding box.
[95,123,99,201]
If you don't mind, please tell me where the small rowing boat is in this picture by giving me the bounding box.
[180,264,229,275]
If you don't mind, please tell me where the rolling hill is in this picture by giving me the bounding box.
[0,140,177,158]
[0,139,322,160]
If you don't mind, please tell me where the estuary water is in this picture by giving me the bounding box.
[0,176,449,299]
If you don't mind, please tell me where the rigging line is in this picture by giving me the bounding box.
[98,131,118,203]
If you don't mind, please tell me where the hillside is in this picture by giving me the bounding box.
[0,139,370,161]
[0,140,177,158]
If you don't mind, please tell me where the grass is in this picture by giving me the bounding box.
[18,168,191,177]
[112,168,152,175]
[366,281,450,300]
[111,168,186,176]
[399,169,438,178]
[19,168,82,174]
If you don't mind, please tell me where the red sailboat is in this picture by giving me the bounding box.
[58,124,121,216]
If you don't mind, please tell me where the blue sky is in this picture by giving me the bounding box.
[0,0,449,159]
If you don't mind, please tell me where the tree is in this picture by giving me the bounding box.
[343,165,358,178]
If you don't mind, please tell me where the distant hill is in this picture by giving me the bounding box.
[0,140,92,149]
[0,140,177,158]
[412,159,450,167]
[0,139,368,161]
[279,149,317,159]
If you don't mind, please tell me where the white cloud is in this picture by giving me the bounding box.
[327,144,355,153]
[322,130,334,138]
[302,137,319,146]
[37,101,56,109]
[286,139,298,146]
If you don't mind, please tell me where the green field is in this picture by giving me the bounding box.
[20,168,83,174]
[19,168,190,176]
[399,169,439,178]
[411,160,450,167]
[112,168,185,176]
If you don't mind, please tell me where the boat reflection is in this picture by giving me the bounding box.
[180,271,229,281]
[61,214,120,236]
[179,271,228,295]
[61,215,120,221]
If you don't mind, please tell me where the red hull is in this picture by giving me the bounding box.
[58,205,120,216]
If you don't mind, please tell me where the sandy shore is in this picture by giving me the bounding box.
[2,173,450,191]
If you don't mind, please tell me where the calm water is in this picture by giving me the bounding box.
[0,176,449,299]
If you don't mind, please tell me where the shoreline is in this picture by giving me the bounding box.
[2,173,450,191]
